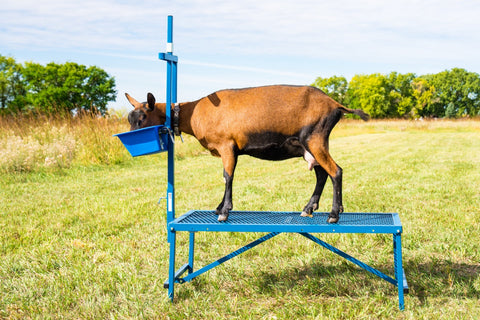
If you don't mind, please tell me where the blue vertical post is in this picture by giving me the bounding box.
[165,15,176,226]
[168,228,176,300]
[159,15,178,302]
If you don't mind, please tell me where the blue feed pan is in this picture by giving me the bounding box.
[114,125,169,157]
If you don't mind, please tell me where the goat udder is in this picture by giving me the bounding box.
[304,151,319,171]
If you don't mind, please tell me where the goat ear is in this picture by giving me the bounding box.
[125,93,142,108]
[147,93,156,111]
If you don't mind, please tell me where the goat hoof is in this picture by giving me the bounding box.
[218,214,229,222]
[327,215,339,224]
[300,211,313,218]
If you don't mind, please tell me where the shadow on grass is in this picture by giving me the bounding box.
[250,258,479,301]
[172,249,479,301]
[166,234,479,302]
[405,260,480,303]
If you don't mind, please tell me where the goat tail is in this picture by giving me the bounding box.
[339,106,370,121]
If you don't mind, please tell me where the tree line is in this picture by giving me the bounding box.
[2,53,479,119]
[312,68,480,119]
[1,55,116,116]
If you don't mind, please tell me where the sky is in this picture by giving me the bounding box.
[1,0,480,111]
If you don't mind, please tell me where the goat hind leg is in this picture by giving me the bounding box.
[328,165,343,223]
[301,165,328,217]
[307,136,343,223]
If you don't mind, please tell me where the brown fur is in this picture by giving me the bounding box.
[126,85,369,223]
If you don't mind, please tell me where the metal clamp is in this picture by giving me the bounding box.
[159,126,175,144]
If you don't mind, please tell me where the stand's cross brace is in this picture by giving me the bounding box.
[165,230,408,310]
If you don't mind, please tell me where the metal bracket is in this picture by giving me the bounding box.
[159,126,175,144]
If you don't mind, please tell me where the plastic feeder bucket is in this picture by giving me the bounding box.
[114,125,169,157]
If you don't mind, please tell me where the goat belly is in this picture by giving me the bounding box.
[240,144,303,160]
[239,132,304,161]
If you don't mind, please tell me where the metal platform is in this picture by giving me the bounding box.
[170,210,402,233]
[166,211,408,310]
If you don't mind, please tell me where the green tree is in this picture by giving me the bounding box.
[386,72,416,118]
[411,77,439,118]
[311,75,348,104]
[312,68,480,119]
[424,68,480,117]
[445,102,457,118]
[0,55,27,113]
[23,61,116,115]
[82,66,117,113]
[346,73,391,118]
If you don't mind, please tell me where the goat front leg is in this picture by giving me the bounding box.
[216,147,237,222]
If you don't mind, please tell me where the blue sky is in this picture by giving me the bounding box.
[1,0,479,110]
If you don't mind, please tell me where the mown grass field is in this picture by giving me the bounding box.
[1,118,479,319]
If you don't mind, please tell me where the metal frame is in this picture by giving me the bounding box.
[158,16,407,310]
[164,211,408,310]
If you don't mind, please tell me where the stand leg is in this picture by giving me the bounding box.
[189,232,195,274]
[394,233,404,310]
[168,228,176,302]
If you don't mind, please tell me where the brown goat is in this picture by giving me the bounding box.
[126,85,369,223]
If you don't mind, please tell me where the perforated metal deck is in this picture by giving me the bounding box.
[169,211,402,234]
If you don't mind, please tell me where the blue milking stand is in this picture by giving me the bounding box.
[114,16,408,310]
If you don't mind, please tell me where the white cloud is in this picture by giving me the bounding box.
[3,0,480,63]
[2,0,480,107]
[4,0,479,60]
[1,0,164,50]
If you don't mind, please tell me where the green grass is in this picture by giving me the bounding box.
[1,120,479,319]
